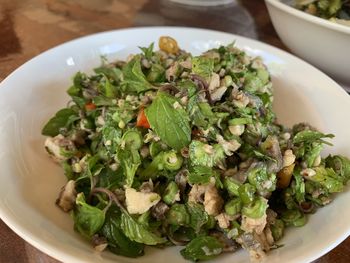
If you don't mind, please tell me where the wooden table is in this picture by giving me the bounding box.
[0,0,349,262]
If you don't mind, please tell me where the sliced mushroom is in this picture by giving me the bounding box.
[56,180,77,212]
[151,201,169,220]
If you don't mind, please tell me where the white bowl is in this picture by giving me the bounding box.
[265,0,350,86]
[0,27,350,263]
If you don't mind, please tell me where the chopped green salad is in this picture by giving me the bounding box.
[42,36,350,262]
[296,0,350,25]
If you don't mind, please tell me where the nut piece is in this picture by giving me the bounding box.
[301,168,316,177]
[125,187,160,214]
[282,149,296,168]
[215,213,231,229]
[241,214,267,235]
[203,184,224,216]
[229,124,245,136]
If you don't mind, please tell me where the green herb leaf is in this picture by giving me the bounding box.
[73,193,105,238]
[139,42,154,60]
[120,212,166,245]
[186,203,209,233]
[180,236,223,261]
[310,167,344,193]
[101,206,144,258]
[192,56,214,80]
[42,108,78,136]
[117,148,141,187]
[145,92,191,150]
[122,55,152,93]
[293,130,334,145]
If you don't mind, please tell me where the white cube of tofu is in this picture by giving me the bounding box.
[125,187,161,214]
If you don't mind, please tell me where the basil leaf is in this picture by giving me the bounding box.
[192,56,214,80]
[101,206,144,258]
[73,193,105,238]
[180,236,223,261]
[145,92,191,150]
[120,212,166,245]
[42,108,78,136]
[122,55,152,93]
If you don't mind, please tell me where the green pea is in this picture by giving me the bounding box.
[122,130,142,150]
[224,198,242,216]
[242,197,268,219]
[224,177,241,196]
[163,151,183,171]
[238,183,256,205]
[167,204,190,226]
[163,181,179,205]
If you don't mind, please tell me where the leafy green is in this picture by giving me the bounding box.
[145,92,191,150]
[122,55,152,93]
[120,212,166,245]
[73,193,105,238]
[293,130,334,145]
[101,206,144,257]
[325,155,350,183]
[117,148,141,187]
[309,167,343,193]
[192,56,214,80]
[187,203,209,233]
[42,108,78,136]
[180,236,223,261]
[139,42,154,59]
[189,141,225,167]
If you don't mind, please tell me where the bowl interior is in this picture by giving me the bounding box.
[0,27,350,263]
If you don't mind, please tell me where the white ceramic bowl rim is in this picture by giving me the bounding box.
[265,0,350,34]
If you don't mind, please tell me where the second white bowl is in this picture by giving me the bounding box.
[265,0,350,86]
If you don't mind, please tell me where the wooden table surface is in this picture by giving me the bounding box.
[0,0,349,262]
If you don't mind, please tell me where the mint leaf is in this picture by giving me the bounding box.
[42,108,78,136]
[122,55,152,93]
[145,92,191,150]
[192,56,214,80]
[120,212,166,245]
[101,206,144,257]
[73,193,105,238]
[180,236,223,261]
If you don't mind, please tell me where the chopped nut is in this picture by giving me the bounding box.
[215,213,231,229]
[282,149,296,168]
[229,124,245,136]
[313,155,321,167]
[203,184,224,216]
[301,168,316,177]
